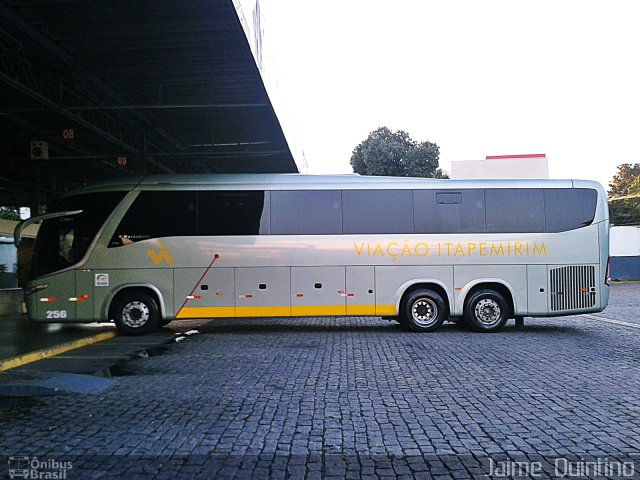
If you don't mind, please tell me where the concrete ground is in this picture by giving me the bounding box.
[0,283,639,479]
[0,314,115,362]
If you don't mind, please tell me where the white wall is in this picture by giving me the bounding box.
[451,156,549,179]
[611,226,640,257]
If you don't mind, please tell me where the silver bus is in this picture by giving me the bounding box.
[16,174,610,335]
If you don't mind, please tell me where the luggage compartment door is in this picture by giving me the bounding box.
[236,267,290,317]
[291,266,346,316]
[175,267,235,318]
[346,266,376,316]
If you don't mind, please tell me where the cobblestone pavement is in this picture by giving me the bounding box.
[1,284,639,479]
[592,283,640,325]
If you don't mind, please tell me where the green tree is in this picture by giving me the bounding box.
[350,127,447,178]
[0,207,20,221]
[608,163,640,225]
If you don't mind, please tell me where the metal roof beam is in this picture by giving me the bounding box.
[0,3,190,172]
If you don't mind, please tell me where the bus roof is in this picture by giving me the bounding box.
[61,174,604,195]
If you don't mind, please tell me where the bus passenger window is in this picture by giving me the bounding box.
[544,188,597,232]
[414,190,486,233]
[198,191,267,235]
[271,190,342,235]
[486,189,545,233]
[343,190,413,234]
[110,191,197,246]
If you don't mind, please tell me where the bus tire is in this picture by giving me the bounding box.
[401,289,446,332]
[464,289,509,333]
[111,291,160,336]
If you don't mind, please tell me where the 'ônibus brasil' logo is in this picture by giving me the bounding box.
[147,243,174,265]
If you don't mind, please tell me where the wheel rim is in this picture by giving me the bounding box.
[122,301,150,328]
[411,298,438,327]
[474,298,502,326]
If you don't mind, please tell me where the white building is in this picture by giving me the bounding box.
[610,226,640,281]
[451,154,549,179]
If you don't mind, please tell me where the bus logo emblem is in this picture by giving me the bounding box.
[147,243,174,265]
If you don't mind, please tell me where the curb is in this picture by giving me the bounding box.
[0,331,118,372]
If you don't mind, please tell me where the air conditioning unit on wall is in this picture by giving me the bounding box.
[30,141,49,160]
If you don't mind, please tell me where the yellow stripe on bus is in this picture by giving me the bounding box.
[236,306,291,317]
[346,305,378,316]
[175,304,391,319]
[291,305,346,316]
[176,306,235,318]
[376,305,397,316]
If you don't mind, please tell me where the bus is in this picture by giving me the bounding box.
[15,174,610,335]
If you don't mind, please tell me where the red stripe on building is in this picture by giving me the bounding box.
[485,154,546,160]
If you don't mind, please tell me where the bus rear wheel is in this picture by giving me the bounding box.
[464,289,509,333]
[111,291,160,336]
[401,289,446,332]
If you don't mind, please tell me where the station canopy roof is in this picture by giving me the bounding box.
[0,0,299,208]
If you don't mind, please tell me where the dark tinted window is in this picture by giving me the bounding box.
[486,189,545,233]
[111,190,269,246]
[105,186,597,247]
[544,188,597,232]
[343,190,413,234]
[198,191,267,235]
[32,192,126,277]
[110,191,197,246]
[271,190,342,235]
[415,190,486,233]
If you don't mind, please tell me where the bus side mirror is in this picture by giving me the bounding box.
[14,220,26,247]
[13,209,84,246]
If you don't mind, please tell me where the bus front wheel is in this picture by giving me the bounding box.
[401,289,446,332]
[111,291,160,336]
[464,289,509,333]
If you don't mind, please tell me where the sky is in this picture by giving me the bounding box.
[262,0,640,190]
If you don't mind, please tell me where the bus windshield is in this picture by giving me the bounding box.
[30,192,126,279]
